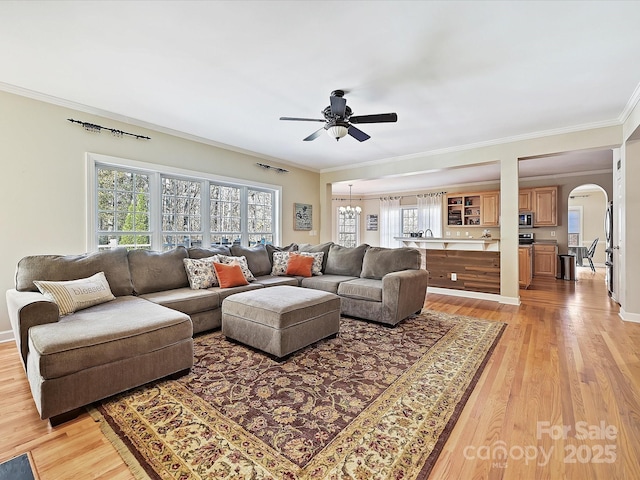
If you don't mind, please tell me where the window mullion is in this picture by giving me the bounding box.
[202,180,211,248]
[149,171,162,250]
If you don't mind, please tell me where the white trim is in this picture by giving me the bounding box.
[427,286,520,305]
[619,308,640,323]
[86,153,282,251]
[0,330,14,343]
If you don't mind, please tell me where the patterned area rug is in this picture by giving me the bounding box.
[91,310,505,479]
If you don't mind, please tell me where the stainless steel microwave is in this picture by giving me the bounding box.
[519,212,534,228]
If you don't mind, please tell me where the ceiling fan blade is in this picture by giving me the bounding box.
[349,113,398,124]
[330,95,347,117]
[280,117,325,122]
[348,125,370,142]
[303,127,326,141]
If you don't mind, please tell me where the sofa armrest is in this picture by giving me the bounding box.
[6,289,59,369]
[381,269,429,324]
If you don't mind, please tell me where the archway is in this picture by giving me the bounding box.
[567,184,608,271]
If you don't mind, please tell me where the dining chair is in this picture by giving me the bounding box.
[584,237,599,273]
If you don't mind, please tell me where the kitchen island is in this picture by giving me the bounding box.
[395,236,500,294]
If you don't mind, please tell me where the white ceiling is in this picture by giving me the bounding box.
[0,1,635,193]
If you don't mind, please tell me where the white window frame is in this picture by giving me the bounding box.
[336,208,361,247]
[401,205,418,235]
[86,153,281,251]
[568,205,584,247]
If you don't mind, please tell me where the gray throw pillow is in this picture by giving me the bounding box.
[298,242,334,273]
[265,243,298,265]
[324,244,369,277]
[15,247,133,297]
[128,246,189,294]
[360,247,421,280]
[230,244,272,277]
[188,245,231,259]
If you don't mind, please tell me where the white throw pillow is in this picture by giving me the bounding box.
[33,271,116,316]
[216,255,256,281]
[183,256,219,289]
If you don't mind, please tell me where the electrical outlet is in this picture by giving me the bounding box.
[456,231,461,237]
[465,231,469,237]
[451,273,457,281]
[551,231,556,237]
[445,231,451,237]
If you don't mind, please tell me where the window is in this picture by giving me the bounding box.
[401,207,418,235]
[96,167,151,249]
[337,210,360,247]
[568,206,583,247]
[90,155,279,251]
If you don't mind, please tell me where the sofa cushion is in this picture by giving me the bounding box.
[230,244,272,277]
[188,245,231,259]
[360,247,421,280]
[15,248,133,297]
[300,274,358,294]
[298,242,333,272]
[128,247,189,294]
[324,244,369,277]
[33,272,116,316]
[141,287,220,314]
[28,296,192,380]
[337,278,383,302]
[183,256,220,289]
[252,275,299,287]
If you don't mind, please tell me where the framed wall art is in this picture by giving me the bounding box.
[294,203,313,230]
[366,214,379,231]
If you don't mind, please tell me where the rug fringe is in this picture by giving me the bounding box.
[87,406,152,480]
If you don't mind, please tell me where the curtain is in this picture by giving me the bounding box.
[379,196,401,247]
[417,193,443,237]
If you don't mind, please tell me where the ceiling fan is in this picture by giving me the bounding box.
[280,90,398,142]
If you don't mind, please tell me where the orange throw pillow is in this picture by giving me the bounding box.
[285,253,314,277]
[213,262,249,288]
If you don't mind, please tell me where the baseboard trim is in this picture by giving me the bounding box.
[619,308,640,323]
[427,287,520,306]
[0,330,15,343]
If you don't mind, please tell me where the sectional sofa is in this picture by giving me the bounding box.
[6,242,428,424]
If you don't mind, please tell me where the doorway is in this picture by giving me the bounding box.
[567,184,608,272]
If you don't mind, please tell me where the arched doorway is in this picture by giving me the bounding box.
[567,184,608,271]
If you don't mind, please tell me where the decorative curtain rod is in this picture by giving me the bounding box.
[67,118,151,140]
[256,162,289,173]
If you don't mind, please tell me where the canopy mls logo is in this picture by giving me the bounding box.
[463,421,618,469]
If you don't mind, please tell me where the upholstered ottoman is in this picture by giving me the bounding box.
[221,285,340,358]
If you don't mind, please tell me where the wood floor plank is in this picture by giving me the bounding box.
[1,266,638,479]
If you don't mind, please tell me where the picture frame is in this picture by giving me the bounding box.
[366,214,378,231]
[294,203,312,230]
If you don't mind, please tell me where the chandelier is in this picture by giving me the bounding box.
[339,184,362,218]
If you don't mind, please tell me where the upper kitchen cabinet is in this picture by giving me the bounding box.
[532,186,558,226]
[481,192,500,226]
[446,191,499,227]
[519,189,532,212]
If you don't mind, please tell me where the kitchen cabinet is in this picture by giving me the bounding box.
[532,186,558,226]
[533,243,557,277]
[446,191,499,227]
[519,246,532,288]
[519,189,532,212]
[481,192,500,226]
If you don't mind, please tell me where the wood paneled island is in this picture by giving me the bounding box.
[396,237,501,294]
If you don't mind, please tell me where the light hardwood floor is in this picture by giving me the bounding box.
[1,267,638,479]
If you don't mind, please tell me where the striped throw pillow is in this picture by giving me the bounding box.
[33,271,116,316]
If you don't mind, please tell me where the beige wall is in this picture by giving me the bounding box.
[0,90,320,335]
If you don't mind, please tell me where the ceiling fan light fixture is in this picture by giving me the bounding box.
[327,124,348,141]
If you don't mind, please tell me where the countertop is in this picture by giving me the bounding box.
[395,236,500,251]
